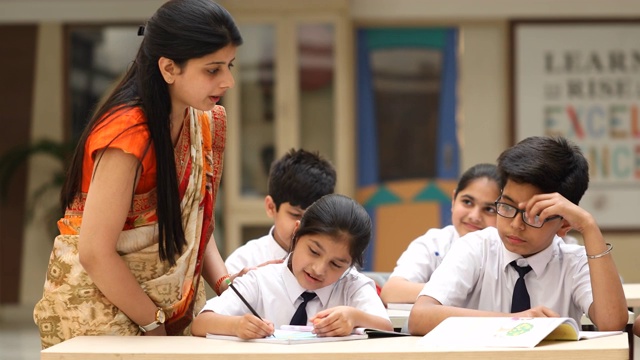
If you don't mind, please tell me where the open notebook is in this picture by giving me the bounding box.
[206,329,367,344]
[419,317,622,348]
[206,327,408,344]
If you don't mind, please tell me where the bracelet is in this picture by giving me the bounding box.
[214,274,230,295]
[586,243,613,259]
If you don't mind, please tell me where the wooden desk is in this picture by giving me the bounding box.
[41,334,628,360]
[623,283,640,307]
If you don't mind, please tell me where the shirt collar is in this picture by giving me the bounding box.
[267,226,288,257]
[502,235,563,275]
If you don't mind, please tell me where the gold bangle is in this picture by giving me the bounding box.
[586,243,613,259]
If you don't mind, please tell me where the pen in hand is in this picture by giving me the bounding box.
[225,278,263,320]
[225,279,274,338]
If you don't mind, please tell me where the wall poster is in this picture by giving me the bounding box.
[511,19,640,230]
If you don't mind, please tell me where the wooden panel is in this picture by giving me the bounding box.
[374,202,441,272]
[0,25,37,304]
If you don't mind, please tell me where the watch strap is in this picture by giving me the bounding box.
[138,307,165,333]
[139,320,161,333]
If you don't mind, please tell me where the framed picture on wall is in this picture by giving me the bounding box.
[510,19,640,231]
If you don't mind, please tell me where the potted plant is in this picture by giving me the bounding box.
[0,139,75,235]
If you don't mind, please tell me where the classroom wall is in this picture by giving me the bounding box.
[20,23,65,304]
[0,0,638,310]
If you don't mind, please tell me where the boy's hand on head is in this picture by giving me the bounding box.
[235,314,274,339]
[522,192,594,233]
[309,306,355,337]
[516,306,559,318]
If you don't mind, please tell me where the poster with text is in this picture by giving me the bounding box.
[512,21,640,230]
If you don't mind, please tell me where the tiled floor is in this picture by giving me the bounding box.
[0,306,41,360]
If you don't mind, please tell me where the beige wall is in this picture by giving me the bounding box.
[1,0,638,309]
[21,23,64,304]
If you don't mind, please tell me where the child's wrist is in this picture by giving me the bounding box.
[586,243,613,259]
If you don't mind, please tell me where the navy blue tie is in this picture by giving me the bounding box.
[510,261,533,313]
[290,292,317,325]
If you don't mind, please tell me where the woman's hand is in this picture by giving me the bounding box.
[232,259,285,280]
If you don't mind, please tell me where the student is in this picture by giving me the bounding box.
[381,163,500,304]
[33,0,241,348]
[192,194,393,339]
[224,148,336,274]
[408,136,628,335]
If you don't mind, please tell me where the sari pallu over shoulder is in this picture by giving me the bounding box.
[34,106,226,349]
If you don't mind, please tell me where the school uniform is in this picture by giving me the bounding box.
[389,225,459,283]
[419,227,592,324]
[224,227,288,274]
[201,260,390,326]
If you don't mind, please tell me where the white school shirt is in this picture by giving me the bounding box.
[419,227,592,324]
[201,260,390,327]
[388,225,459,283]
[224,226,288,274]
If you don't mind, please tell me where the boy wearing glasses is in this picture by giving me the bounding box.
[408,136,628,335]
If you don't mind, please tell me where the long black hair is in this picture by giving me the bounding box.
[61,0,242,265]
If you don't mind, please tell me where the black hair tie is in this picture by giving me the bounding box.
[137,25,145,36]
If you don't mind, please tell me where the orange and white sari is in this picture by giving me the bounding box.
[34,106,225,349]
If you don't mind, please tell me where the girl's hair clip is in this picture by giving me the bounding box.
[137,25,145,36]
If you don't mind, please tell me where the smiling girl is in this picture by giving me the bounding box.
[34,0,241,348]
[380,163,501,304]
[192,194,393,339]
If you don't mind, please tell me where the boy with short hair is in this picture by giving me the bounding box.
[408,136,628,335]
[225,148,336,274]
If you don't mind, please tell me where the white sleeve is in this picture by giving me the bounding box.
[224,246,248,274]
[225,240,263,274]
[419,232,482,307]
[345,275,390,320]
[571,252,594,315]
[389,228,447,283]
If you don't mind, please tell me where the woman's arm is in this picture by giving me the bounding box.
[78,148,164,334]
[201,236,232,294]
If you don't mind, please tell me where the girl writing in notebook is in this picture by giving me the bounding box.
[192,194,393,339]
[381,163,501,304]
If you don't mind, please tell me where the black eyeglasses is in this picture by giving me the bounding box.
[494,201,562,228]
